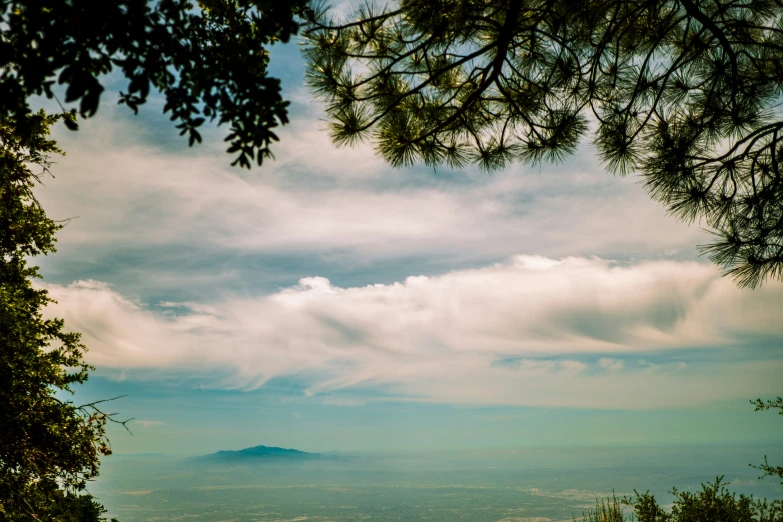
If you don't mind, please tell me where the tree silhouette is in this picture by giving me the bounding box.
[303,0,783,287]
[1,0,309,168]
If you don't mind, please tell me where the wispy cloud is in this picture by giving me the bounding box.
[134,420,165,428]
[44,256,783,409]
[37,108,707,267]
[28,85,782,414]
[598,358,625,371]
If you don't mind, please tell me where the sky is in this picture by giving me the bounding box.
[32,37,783,456]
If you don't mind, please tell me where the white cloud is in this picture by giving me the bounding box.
[29,102,783,411]
[598,358,624,371]
[35,108,707,266]
[134,420,165,428]
[44,256,783,409]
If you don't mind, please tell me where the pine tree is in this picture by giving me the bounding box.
[303,0,783,287]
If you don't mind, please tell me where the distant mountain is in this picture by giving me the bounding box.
[189,445,324,463]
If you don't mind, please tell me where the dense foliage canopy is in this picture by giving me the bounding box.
[0,0,308,168]
[304,0,783,287]
[0,113,117,521]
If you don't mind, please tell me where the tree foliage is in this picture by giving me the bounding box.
[303,0,783,287]
[0,0,309,168]
[578,478,782,521]
[0,113,119,521]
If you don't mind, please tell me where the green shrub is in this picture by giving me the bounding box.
[578,477,782,522]
[576,493,625,522]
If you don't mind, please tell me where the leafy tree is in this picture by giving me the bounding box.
[0,0,309,168]
[578,477,782,521]
[303,0,783,287]
[0,112,122,521]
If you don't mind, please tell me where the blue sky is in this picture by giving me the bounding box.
[34,39,783,456]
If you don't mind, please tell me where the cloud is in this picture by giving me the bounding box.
[43,256,783,409]
[134,420,165,428]
[28,99,782,411]
[598,358,624,371]
[35,107,707,268]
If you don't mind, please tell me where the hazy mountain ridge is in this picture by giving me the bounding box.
[189,445,326,463]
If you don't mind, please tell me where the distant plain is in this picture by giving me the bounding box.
[92,444,783,521]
